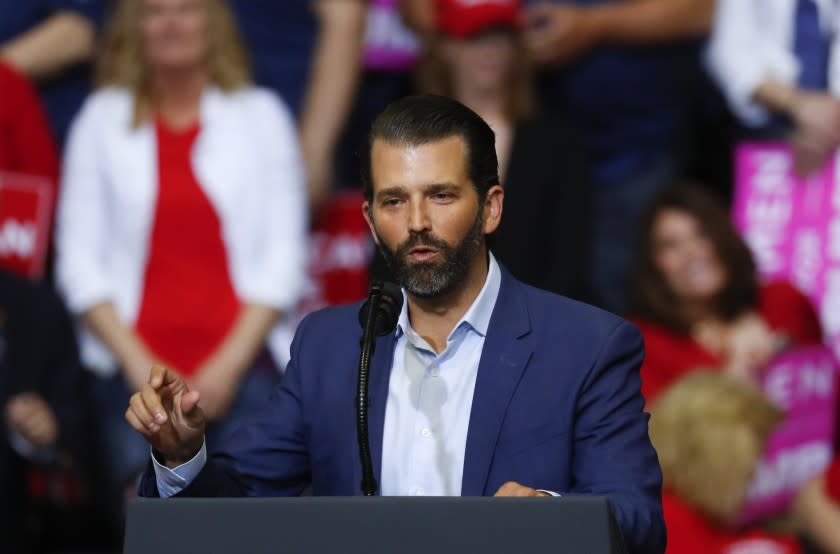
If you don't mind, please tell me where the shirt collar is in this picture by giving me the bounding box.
[396,252,502,342]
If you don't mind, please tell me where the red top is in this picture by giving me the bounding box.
[0,61,58,182]
[633,281,823,404]
[824,457,840,502]
[135,120,241,377]
[663,491,801,554]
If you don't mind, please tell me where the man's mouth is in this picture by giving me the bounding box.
[407,246,439,262]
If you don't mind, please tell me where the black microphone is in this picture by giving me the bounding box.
[358,281,403,336]
[356,281,403,496]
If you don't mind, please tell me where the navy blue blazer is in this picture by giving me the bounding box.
[139,268,665,553]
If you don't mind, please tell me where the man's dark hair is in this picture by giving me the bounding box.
[360,94,499,202]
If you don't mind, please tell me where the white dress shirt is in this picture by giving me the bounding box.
[154,254,503,497]
[55,86,307,375]
[706,0,840,126]
[379,253,501,496]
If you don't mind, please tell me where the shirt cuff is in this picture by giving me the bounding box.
[152,439,207,498]
[536,489,561,497]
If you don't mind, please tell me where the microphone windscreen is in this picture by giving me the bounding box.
[358,281,403,336]
[376,282,403,334]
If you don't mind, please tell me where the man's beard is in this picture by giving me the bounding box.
[376,210,485,299]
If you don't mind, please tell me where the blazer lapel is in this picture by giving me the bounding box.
[367,332,397,495]
[461,270,533,496]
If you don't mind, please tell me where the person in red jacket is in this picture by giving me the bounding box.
[628,184,823,404]
[0,60,58,183]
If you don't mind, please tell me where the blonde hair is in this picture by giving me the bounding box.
[417,34,535,124]
[649,371,783,524]
[97,0,251,126]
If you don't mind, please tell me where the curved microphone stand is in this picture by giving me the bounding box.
[356,281,402,496]
[356,284,383,496]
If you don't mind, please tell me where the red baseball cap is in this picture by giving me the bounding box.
[436,0,521,38]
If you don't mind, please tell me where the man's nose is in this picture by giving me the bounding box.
[407,200,431,233]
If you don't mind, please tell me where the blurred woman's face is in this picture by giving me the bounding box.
[652,208,727,304]
[443,30,516,94]
[141,0,210,73]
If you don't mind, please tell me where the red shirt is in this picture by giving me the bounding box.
[663,492,801,554]
[633,281,823,404]
[135,120,241,377]
[824,457,840,502]
[0,61,58,183]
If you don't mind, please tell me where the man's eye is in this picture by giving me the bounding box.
[382,198,402,207]
[433,192,453,201]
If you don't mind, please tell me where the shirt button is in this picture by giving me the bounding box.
[416,488,425,496]
[421,428,432,438]
[408,487,417,495]
[430,367,440,377]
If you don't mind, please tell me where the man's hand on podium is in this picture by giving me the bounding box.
[494,482,552,497]
[125,365,206,469]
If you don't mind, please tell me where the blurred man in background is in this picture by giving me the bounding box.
[518,0,715,314]
[230,0,367,211]
[0,271,88,552]
[402,0,715,313]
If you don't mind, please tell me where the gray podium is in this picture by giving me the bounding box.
[124,496,626,553]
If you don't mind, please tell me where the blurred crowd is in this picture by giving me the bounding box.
[2,0,840,552]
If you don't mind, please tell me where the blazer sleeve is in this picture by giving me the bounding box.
[235,90,307,313]
[54,95,114,315]
[138,311,314,498]
[571,320,666,554]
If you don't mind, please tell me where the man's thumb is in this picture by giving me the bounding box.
[180,390,203,423]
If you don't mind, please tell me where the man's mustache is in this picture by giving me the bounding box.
[395,233,451,256]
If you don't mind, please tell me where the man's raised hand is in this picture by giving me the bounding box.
[125,365,206,468]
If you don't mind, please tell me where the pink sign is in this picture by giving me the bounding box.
[363,0,420,71]
[733,143,840,361]
[739,347,837,523]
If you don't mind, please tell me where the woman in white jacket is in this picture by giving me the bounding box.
[56,0,306,494]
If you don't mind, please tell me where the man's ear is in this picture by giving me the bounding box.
[362,201,380,246]
[482,184,504,235]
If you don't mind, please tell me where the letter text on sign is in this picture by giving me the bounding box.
[739,347,838,524]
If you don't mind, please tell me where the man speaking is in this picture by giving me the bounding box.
[126,95,665,553]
